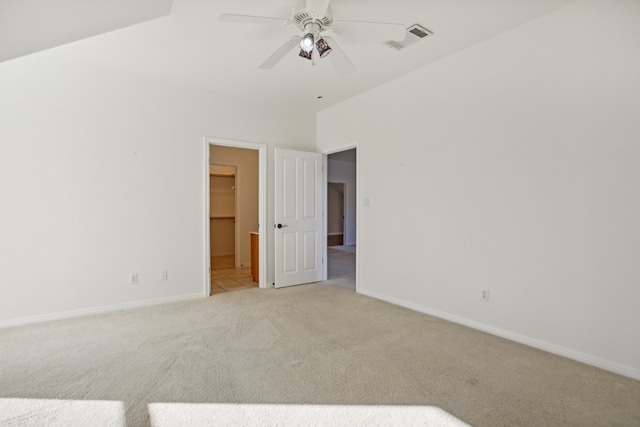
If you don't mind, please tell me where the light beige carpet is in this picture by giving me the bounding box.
[327,247,356,289]
[1,283,639,426]
[0,398,125,426]
[330,245,356,254]
[148,403,469,426]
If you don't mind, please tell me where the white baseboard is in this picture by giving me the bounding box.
[0,293,205,329]
[358,287,640,381]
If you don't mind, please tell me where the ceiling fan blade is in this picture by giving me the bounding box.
[331,20,406,43]
[306,0,332,18]
[323,37,355,75]
[219,13,294,26]
[259,36,301,70]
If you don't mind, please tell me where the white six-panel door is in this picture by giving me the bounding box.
[274,148,323,288]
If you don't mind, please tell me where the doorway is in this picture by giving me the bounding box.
[205,138,267,295]
[325,147,357,290]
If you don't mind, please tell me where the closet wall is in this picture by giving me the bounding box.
[210,167,236,257]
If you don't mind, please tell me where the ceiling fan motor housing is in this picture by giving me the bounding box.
[293,1,333,32]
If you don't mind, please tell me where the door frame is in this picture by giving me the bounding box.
[204,137,268,294]
[321,142,359,291]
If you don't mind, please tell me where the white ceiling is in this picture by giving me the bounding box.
[0,0,173,62]
[1,0,577,113]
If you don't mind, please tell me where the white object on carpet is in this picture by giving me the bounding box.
[148,403,470,426]
[0,398,125,426]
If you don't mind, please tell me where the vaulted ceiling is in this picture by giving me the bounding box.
[0,0,174,62]
[0,0,577,112]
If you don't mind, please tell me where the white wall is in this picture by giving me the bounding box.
[328,159,357,246]
[317,0,640,379]
[0,52,315,326]
[327,183,344,235]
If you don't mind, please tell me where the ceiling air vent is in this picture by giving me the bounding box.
[386,24,433,50]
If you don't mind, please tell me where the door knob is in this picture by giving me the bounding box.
[276,223,288,229]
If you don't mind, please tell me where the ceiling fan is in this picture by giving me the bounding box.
[219,0,406,75]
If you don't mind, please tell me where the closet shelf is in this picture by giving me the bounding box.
[210,216,235,220]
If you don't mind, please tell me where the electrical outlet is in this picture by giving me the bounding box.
[481,289,490,302]
[129,273,138,285]
[160,270,168,281]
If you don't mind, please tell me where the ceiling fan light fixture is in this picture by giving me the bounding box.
[298,49,312,60]
[299,33,314,52]
[316,38,332,58]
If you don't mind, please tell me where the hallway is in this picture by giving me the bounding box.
[327,245,356,289]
